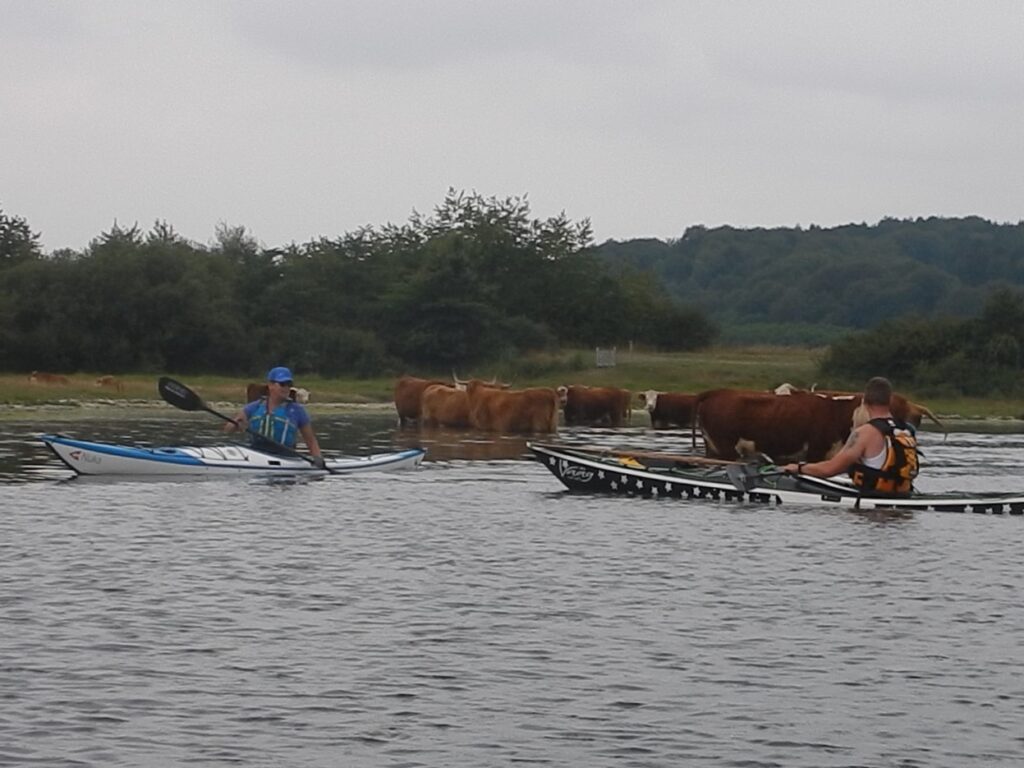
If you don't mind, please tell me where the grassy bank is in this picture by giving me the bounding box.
[2,347,1021,420]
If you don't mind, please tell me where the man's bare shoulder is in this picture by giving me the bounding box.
[845,426,869,448]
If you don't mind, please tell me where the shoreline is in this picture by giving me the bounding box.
[2,398,1021,432]
[0,399,396,422]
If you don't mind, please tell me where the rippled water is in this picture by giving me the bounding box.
[2,412,1023,767]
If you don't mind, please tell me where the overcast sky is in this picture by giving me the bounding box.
[2,1,1022,252]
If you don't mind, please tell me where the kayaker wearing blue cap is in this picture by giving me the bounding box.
[226,366,325,468]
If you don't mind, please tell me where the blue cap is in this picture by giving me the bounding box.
[267,366,293,383]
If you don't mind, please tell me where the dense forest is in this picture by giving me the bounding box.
[593,217,1024,396]
[4,196,1024,396]
[594,217,1024,345]
[820,288,1024,397]
[0,192,713,377]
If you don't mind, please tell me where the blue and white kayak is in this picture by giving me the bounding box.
[42,434,426,477]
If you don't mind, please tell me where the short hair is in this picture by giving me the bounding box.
[864,376,893,406]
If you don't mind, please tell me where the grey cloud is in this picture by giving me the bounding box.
[2,0,1022,252]
[227,0,654,72]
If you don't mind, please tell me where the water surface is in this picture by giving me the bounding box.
[2,413,1023,766]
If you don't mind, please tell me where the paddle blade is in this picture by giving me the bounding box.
[158,376,205,412]
[726,464,758,492]
[726,465,791,492]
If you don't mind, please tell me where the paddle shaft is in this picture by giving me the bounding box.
[573,444,743,467]
[203,405,240,427]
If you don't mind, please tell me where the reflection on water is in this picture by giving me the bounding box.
[396,426,533,462]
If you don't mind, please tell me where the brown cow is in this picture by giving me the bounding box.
[466,380,559,433]
[95,375,123,393]
[774,383,943,433]
[393,375,449,426]
[638,390,697,429]
[245,382,310,404]
[853,393,942,433]
[29,371,69,385]
[695,388,862,463]
[420,383,471,428]
[557,385,632,427]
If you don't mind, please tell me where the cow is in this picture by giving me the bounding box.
[29,371,69,385]
[847,392,941,433]
[694,388,863,463]
[95,375,124,393]
[557,385,632,427]
[638,390,697,429]
[420,383,472,428]
[393,375,449,426]
[245,382,310,404]
[465,379,559,433]
[852,393,943,433]
[773,383,943,433]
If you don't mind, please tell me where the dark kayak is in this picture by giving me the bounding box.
[528,442,1024,515]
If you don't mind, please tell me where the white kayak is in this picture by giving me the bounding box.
[42,434,426,477]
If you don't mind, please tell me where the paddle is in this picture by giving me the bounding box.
[564,443,746,468]
[725,464,790,492]
[725,463,852,494]
[157,376,330,472]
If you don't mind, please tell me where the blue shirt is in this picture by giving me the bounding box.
[243,398,311,450]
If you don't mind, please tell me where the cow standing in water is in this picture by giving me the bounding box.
[558,385,632,427]
[465,380,559,433]
[694,388,863,463]
[393,375,449,427]
[638,390,696,429]
[773,383,944,433]
[420,383,471,428]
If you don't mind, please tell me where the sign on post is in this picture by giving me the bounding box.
[595,347,617,368]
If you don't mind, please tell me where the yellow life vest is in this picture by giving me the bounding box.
[848,418,919,496]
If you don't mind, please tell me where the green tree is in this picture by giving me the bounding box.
[0,206,42,266]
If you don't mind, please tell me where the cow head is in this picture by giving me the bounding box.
[556,385,569,406]
[246,383,311,404]
[639,390,660,412]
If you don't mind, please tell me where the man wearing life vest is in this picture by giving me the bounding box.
[226,366,325,468]
[780,376,919,496]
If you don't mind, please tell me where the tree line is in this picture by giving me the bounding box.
[5,196,1023,396]
[595,216,1024,345]
[592,216,1024,396]
[0,192,715,377]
